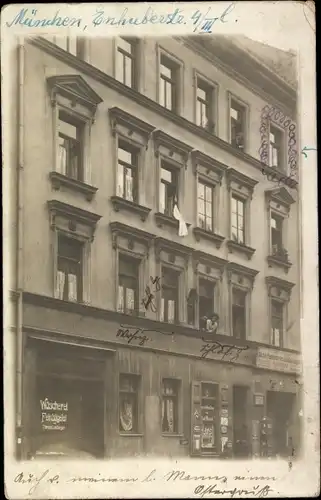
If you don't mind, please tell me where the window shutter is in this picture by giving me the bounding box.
[190,381,202,456]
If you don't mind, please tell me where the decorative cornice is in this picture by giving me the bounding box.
[265,276,296,293]
[46,74,103,115]
[109,221,156,247]
[226,168,258,192]
[49,172,98,201]
[110,196,151,222]
[109,107,156,139]
[227,240,256,260]
[265,187,296,207]
[153,129,193,162]
[193,227,225,249]
[47,200,102,228]
[30,37,297,183]
[267,255,292,273]
[193,251,228,271]
[227,262,259,280]
[191,150,227,181]
[154,237,193,259]
[154,212,191,231]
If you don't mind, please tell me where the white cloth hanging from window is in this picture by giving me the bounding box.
[56,271,65,300]
[68,273,78,302]
[120,400,133,431]
[58,144,67,175]
[173,204,188,237]
[168,300,175,323]
[160,298,165,322]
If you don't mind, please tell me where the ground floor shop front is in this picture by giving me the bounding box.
[20,298,302,461]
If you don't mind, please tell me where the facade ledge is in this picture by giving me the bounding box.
[226,261,259,280]
[155,212,191,231]
[193,251,228,272]
[153,129,193,161]
[193,227,225,249]
[47,200,102,240]
[226,168,258,193]
[49,172,98,201]
[118,433,144,438]
[22,293,301,356]
[109,221,156,248]
[26,38,300,186]
[265,276,296,294]
[227,240,256,260]
[267,254,292,273]
[191,150,227,181]
[110,196,151,222]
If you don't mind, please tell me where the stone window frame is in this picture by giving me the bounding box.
[193,69,219,135]
[109,107,155,221]
[192,251,227,332]
[227,262,259,340]
[156,45,185,115]
[47,75,103,201]
[266,276,295,349]
[226,168,258,260]
[154,130,193,232]
[192,150,227,249]
[113,36,143,92]
[227,91,250,154]
[265,187,295,273]
[154,237,192,325]
[110,222,155,317]
[47,200,102,305]
[268,120,287,172]
[118,372,143,436]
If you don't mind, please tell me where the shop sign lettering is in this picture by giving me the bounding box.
[40,398,69,431]
[256,347,302,374]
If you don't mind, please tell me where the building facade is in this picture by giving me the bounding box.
[9,34,302,461]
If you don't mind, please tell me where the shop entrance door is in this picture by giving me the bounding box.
[266,391,295,457]
[233,385,250,458]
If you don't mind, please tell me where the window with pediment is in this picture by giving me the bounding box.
[47,75,102,201]
[155,237,191,325]
[227,262,259,340]
[109,107,155,221]
[226,168,257,260]
[110,222,155,316]
[265,187,295,273]
[154,130,192,235]
[266,276,295,348]
[192,151,226,249]
[48,200,102,305]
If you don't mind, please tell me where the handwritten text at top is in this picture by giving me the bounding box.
[6,3,237,34]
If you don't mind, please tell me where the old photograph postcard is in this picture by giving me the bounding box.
[2,1,319,498]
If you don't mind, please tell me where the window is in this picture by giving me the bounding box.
[232,289,247,340]
[196,79,214,131]
[271,214,283,254]
[230,100,246,150]
[118,256,139,315]
[119,374,140,433]
[269,125,283,169]
[199,279,215,324]
[160,164,178,216]
[56,236,83,302]
[161,267,179,324]
[200,383,218,451]
[231,196,245,244]
[198,181,214,232]
[58,111,84,181]
[117,143,138,202]
[271,300,284,347]
[116,37,137,88]
[159,55,178,111]
[161,379,180,433]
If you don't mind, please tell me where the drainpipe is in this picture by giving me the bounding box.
[16,38,25,460]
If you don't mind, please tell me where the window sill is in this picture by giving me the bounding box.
[161,433,184,438]
[49,172,98,201]
[155,212,191,230]
[227,240,256,260]
[111,196,151,222]
[193,227,225,249]
[267,254,292,273]
[118,433,144,437]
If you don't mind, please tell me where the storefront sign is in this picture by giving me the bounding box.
[40,398,69,431]
[256,347,301,374]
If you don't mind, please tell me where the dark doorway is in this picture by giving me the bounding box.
[233,385,250,458]
[266,391,295,457]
